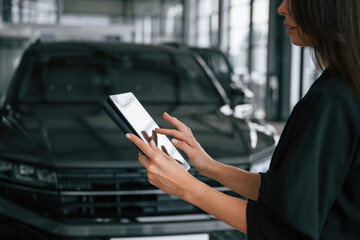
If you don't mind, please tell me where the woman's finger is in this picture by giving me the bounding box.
[126,133,156,159]
[138,151,150,168]
[171,138,194,158]
[149,140,179,163]
[155,128,197,148]
[163,112,192,135]
[149,140,170,159]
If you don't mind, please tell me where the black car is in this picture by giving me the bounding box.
[0,41,277,239]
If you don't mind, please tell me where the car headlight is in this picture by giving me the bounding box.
[0,160,12,177]
[250,158,271,173]
[19,164,35,176]
[0,159,57,185]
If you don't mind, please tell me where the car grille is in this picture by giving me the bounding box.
[0,166,247,223]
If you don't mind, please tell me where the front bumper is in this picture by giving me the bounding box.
[0,196,233,238]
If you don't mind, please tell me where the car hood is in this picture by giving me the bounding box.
[0,103,276,168]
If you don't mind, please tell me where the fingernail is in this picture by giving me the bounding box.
[150,140,156,146]
[126,133,131,139]
[171,138,178,144]
[164,112,169,116]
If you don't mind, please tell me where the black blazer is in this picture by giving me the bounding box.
[247,70,360,240]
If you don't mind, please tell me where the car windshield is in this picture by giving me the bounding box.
[194,49,231,75]
[18,51,223,105]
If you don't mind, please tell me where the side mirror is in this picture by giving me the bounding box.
[229,87,246,109]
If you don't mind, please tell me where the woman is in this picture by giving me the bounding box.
[126,0,360,239]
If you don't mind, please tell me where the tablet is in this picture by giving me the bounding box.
[99,92,190,171]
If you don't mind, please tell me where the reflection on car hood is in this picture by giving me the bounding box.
[0,103,276,168]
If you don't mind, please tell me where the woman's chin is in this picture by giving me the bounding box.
[290,36,308,47]
[291,39,307,47]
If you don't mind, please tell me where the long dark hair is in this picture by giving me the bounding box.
[289,0,360,100]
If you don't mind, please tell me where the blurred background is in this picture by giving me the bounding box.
[0,0,319,125]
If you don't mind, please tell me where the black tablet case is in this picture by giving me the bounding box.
[99,97,141,139]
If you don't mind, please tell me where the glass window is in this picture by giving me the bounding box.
[252,46,267,72]
[228,0,270,119]
[229,6,250,28]
[163,3,183,42]
[198,0,213,16]
[135,19,144,43]
[252,24,268,46]
[6,0,183,44]
[252,0,269,25]
[229,2,251,74]
[11,0,20,24]
[229,26,249,74]
[198,17,210,35]
[195,0,219,48]
[230,0,251,6]
[10,0,57,24]
[197,35,211,47]
[229,28,249,50]
[143,17,152,44]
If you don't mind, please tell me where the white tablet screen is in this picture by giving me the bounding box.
[109,92,190,170]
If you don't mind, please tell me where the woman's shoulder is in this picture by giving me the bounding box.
[304,70,359,106]
[300,70,360,131]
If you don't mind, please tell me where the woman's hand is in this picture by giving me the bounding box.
[126,133,195,197]
[126,119,249,233]
[155,112,216,176]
